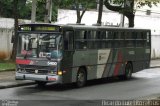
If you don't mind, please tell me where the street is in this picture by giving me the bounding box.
[0,68,160,105]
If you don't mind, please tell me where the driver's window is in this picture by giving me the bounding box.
[64,31,74,50]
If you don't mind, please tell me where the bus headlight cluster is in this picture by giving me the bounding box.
[48,71,56,74]
[17,69,26,73]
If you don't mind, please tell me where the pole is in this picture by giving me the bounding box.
[44,0,52,23]
[31,0,37,23]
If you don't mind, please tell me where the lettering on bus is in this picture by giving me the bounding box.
[20,26,31,31]
[35,26,56,31]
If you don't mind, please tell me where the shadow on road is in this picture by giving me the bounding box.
[23,76,141,92]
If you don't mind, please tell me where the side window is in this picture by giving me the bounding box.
[113,31,124,48]
[106,31,113,48]
[88,31,96,49]
[136,32,145,47]
[125,32,135,48]
[64,31,74,50]
[75,30,87,49]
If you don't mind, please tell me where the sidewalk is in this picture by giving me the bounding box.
[150,59,160,68]
[0,59,160,89]
[0,71,35,89]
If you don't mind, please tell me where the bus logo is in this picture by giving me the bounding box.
[35,70,38,74]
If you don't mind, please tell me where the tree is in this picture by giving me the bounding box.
[59,0,96,23]
[74,0,96,23]
[104,0,160,27]
[0,0,30,19]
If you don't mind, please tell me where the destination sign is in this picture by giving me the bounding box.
[19,25,60,32]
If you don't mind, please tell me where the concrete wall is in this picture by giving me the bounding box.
[0,28,13,60]
[151,35,160,59]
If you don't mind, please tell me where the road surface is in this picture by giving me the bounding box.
[0,68,160,105]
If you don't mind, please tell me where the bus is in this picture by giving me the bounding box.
[15,23,151,87]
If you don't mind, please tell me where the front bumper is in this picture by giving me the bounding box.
[15,72,62,83]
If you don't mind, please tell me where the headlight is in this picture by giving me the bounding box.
[48,70,56,74]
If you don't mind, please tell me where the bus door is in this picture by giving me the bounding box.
[61,30,74,83]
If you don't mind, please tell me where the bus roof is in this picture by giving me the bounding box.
[19,23,151,31]
[62,24,150,31]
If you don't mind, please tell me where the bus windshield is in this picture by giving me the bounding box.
[17,33,62,59]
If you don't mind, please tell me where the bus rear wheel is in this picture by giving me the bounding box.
[119,63,133,80]
[124,63,133,79]
[76,68,87,88]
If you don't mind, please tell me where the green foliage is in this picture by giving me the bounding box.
[58,0,96,10]
[0,0,30,19]
[109,0,160,8]
[0,0,96,22]
[136,0,160,8]
[0,0,14,17]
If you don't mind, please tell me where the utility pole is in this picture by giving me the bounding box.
[31,0,37,23]
[44,0,52,23]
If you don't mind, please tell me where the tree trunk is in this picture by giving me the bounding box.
[97,0,103,25]
[104,0,135,27]
[11,0,18,60]
[76,7,81,23]
[128,15,134,27]
[75,2,86,24]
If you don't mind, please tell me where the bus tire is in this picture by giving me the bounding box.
[124,63,133,79]
[76,68,87,88]
[36,81,46,87]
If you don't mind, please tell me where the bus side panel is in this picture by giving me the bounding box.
[72,50,98,81]
[106,48,125,77]
[134,48,145,73]
[96,49,111,78]
[123,48,137,73]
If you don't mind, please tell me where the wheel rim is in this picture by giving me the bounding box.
[126,64,132,78]
[126,68,131,78]
[77,72,85,84]
[77,69,86,87]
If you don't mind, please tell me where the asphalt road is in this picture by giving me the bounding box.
[0,68,160,106]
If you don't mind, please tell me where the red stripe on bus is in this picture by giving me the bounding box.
[114,51,122,76]
[16,59,31,65]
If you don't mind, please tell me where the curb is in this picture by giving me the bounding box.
[0,69,15,72]
[149,66,160,69]
[0,82,36,89]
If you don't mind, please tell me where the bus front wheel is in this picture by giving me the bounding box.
[76,68,87,88]
[36,81,47,87]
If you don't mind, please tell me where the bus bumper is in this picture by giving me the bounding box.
[15,72,62,83]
